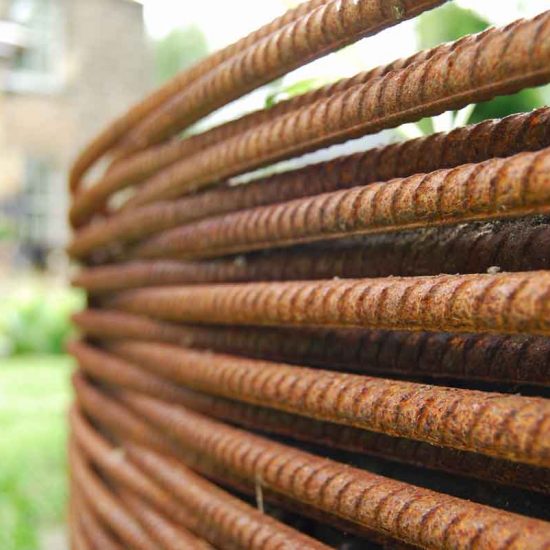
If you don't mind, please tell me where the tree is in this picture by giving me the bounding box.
[154,25,209,84]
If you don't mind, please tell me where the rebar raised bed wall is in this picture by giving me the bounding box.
[68,2,550,548]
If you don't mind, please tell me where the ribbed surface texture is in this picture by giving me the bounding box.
[68,2,550,548]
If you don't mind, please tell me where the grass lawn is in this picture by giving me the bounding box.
[0,355,73,550]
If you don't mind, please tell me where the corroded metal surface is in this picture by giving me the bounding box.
[70,341,549,494]
[70,442,158,550]
[71,310,550,385]
[124,14,550,208]
[68,108,550,255]
[71,404,329,550]
[69,0,334,193]
[118,489,214,550]
[121,0,445,154]
[97,339,550,466]
[78,379,550,549]
[70,108,550,249]
[69,2,550,546]
[129,148,550,260]
[105,271,550,336]
[69,35,550,230]
[72,217,550,290]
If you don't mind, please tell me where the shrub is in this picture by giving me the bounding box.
[0,282,84,356]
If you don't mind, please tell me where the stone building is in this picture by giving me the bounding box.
[0,0,152,270]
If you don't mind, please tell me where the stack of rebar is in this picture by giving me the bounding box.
[67,1,550,548]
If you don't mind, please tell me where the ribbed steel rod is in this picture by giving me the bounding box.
[70,103,550,250]
[105,271,550,336]
[118,488,215,550]
[68,108,550,257]
[71,405,210,536]
[124,13,550,209]
[71,517,92,550]
[74,372,374,545]
[105,339,550,467]
[120,0,445,155]
[72,387,407,547]
[74,490,125,550]
[71,406,330,550]
[70,341,549,494]
[69,33,548,230]
[69,0,333,193]
[72,310,550,386]
[124,448,331,550]
[70,442,158,550]
[118,390,550,549]
[131,148,550,260]
[73,217,550,292]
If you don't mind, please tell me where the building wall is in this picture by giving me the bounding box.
[0,0,152,269]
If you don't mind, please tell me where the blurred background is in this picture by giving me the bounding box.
[0,1,548,549]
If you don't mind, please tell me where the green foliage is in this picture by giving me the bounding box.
[0,355,73,550]
[0,284,84,356]
[469,87,548,124]
[154,25,209,84]
[416,3,489,50]
[0,219,14,241]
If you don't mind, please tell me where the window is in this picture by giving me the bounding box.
[5,0,64,93]
[19,157,67,249]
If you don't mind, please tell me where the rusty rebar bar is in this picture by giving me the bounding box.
[69,33,549,230]
[68,339,193,403]
[116,390,550,549]
[72,309,550,386]
[120,0,445,155]
[105,271,550,336]
[70,341,549,494]
[74,488,126,550]
[117,488,215,550]
[72,387,407,547]
[73,217,550,292]
[70,441,157,550]
[124,448,331,550]
[130,147,550,260]
[124,13,550,209]
[68,0,334,193]
[68,108,550,256]
[71,517,92,550]
[71,405,330,550]
[104,339,550,466]
[72,108,550,248]
[70,404,210,537]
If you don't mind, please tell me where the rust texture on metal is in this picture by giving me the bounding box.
[69,1,550,546]
[118,488,215,550]
[72,382,416,548]
[120,0,445,154]
[91,339,550,467]
[69,39,550,230]
[73,217,550,289]
[70,441,158,550]
[82,379,550,550]
[70,341,549,494]
[72,309,550,386]
[105,271,550,336]
[69,0,334,193]
[128,148,550,260]
[71,402,330,550]
[123,14,550,209]
[73,489,126,550]
[68,107,550,257]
